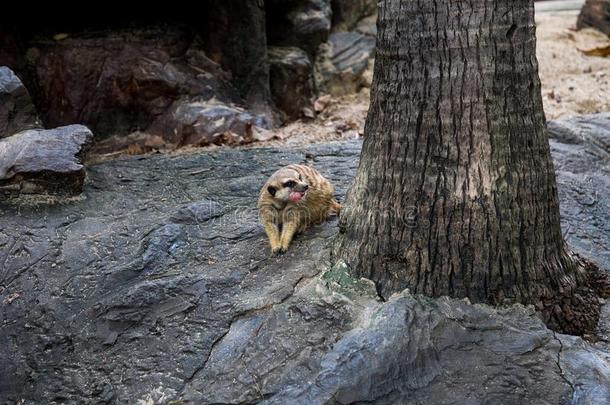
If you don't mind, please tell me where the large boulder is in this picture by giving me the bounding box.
[266,0,332,56]
[1,7,282,147]
[577,0,610,35]
[0,66,41,138]
[0,124,92,195]
[314,31,376,96]
[150,99,269,147]
[25,30,243,138]
[0,115,609,403]
[268,46,315,120]
[331,0,377,32]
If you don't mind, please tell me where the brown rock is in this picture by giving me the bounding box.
[268,47,315,121]
[577,0,610,35]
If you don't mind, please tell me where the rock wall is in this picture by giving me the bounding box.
[0,2,378,149]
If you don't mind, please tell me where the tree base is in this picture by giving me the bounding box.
[539,254,609,337]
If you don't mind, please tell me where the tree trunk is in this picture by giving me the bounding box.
[332,0,604,335]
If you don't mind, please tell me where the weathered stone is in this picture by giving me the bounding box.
[150,100,269,147]
[0,124,92,195]
[266,0,332,56]
[577,0,610,35]
[0,66,41,138]
[331,0,377,32]
[314,31,376,96]
[268,47,315,120]
[0,116,609,403]
[548,113,610,271]
[23,30,243,138]
[200,0,278,125]
[355,13,378,37]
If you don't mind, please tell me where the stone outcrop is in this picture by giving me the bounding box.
[0,66,41,138]
[268,47,316,120]
[0,114,609,403]
[0,124,92,195]
[331,0,377,32]
[0,2,380,152]
[314,31,376,96]
[266,0,332,56]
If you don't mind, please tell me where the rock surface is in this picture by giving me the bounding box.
[266,0,332,56]
[25,30,246,138]
[331,0,377,32]
[0,115,609,403]
[268,47,316,121]
[0,66,41,138]
[315,31,376,96]
[548,113,610,271]
[0,124,92,195]
[577,0,610,35]
[150,100,269,147]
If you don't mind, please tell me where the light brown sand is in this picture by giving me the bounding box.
[536,12,610,119]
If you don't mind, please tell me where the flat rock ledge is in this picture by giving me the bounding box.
[0,124,92,196]
[0,114,609,404]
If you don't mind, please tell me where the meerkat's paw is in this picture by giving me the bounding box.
[271,246,285,255]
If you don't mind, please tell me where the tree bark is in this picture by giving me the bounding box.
[332,0,604,335]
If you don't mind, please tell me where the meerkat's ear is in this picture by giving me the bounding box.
[267,186,277,196]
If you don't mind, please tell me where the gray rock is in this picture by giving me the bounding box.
[268,47,316,120]
[266,0,332,56]
[0,116,609,403]
[0,66,41,138]
[548,113,610,270]
[315,31,376,96]
[331,0,377,32]
[262,293,608,404]
[150,100,269,147]
[0,124,92,195]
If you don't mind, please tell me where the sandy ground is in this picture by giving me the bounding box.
[537,12,610,119]
[89,12,610,161]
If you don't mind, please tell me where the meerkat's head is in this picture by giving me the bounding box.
[266,168,309,204]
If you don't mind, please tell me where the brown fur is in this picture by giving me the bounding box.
[258,164,341,254]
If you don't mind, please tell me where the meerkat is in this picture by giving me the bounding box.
[258,164,341,254]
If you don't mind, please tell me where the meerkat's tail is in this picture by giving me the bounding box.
[329,199,342,216]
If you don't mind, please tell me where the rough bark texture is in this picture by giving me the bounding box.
[332,0,602,334]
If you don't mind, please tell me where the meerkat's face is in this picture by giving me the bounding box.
[266,169,309,204]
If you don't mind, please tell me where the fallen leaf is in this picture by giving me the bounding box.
[579,45,610,57]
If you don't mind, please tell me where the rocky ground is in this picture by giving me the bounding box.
[1,113,609,404]
[1,5,610,404]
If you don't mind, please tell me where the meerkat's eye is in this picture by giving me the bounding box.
[267,186,277,196]
[284,181,296,188]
